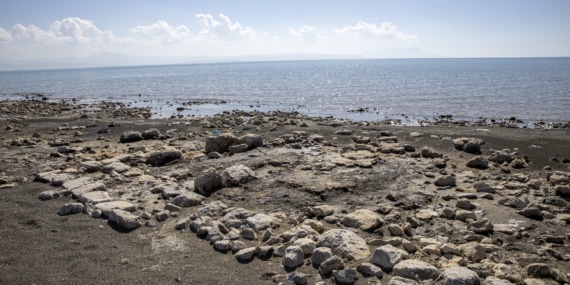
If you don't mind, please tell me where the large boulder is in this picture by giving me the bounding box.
[318,229,370,261]
[205,133,238,153]
[146,149,182,166]
[343,209,383,232]
[194,168,223,196]
[221,165,257,187]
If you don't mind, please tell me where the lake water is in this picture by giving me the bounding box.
[1,58,569,124]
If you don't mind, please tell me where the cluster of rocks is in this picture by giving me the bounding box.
[2,103,570,284]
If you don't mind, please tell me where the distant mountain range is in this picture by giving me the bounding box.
[0,48,443,70]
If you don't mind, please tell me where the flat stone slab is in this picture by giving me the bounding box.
[108,209,141,230]
[96,201,136,217]
[62,176,94,189]
[70,182,106,197]
[78,191,113,204]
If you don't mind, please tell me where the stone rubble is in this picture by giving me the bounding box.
[2,101,569,285]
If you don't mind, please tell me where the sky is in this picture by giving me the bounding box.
[0,0,569,63]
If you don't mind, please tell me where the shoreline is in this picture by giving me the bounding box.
[2,97,569,130]
[1,99,569,284]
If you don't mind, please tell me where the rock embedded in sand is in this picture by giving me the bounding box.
[221,165,257,187]
[141,128,161,140]
[308,205,334,218]
[172,192,205,207]
[312,247,333,266]
[343,209,384,232]
[453,137,484,154]
[370,244,409,271]
[443,266,480,285]
[108,209,141,230]
[58,203,84,216]
[146,148,182,166]
[421,147,443,158]
[95,201,136,217]
[392,259,439,281]
[435,175,456,187]
[70,182,107,197]
[389,276,420,285]
[485,276,514,285]
[194,168,223,196]
[102,161,130,174]
[78,160,103,173]
[77,191,113,204]
[333,268,358,284]
[466,156,489,169]
[488,151,514,164]
[119,131,144,143]
[283,246,305,269]
[238,133,263,150]
[319,255,344,275]
[205,133,238,153]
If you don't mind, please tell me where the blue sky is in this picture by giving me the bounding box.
[1,0,569,62]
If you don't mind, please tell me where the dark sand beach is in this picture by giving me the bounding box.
[1,100,569,285]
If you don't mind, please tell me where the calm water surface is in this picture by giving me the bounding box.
[1,58,569,124]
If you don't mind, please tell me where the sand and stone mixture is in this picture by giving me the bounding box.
[1,99,569,285]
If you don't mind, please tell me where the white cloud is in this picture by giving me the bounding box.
[11,23,57,42]
[288,26,324,43]
[8,17,127,45]
[129,20,191,44]
[50,17,115,44]
[0,28,12,42]
[195,13,257,41]
[335,21,418,42]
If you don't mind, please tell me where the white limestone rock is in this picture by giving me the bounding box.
[370,244,409,271]
[393,259,439,281]
[318,229,370,261]
[108,209,141,230]
[343,209,383,232]
[443,266,480,285]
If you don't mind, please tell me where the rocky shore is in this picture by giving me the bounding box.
[1,99,569,285]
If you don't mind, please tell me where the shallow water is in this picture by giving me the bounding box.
[1,58,569,124]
